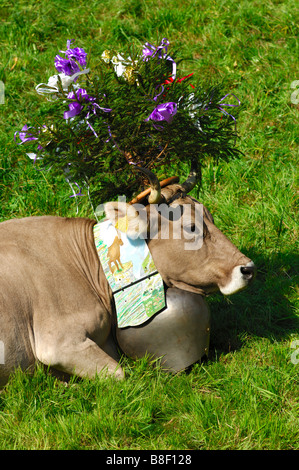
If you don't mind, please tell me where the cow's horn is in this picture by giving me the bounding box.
[181,158,200,194]
[133,166,161,204]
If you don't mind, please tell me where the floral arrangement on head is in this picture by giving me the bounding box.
[15,38,242,205]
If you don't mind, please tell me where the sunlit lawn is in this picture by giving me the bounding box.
[0,0,298,450]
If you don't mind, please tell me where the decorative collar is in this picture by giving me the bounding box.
[93,220,165,328]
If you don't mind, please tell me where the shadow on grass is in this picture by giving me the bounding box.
[207,248,299,356]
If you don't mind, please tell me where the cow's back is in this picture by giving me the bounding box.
[0,218,42,385]
[0,216,112,387]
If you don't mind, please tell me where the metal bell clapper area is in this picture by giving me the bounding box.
[115,287,210,373]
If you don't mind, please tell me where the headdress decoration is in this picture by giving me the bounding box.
[15,37,241,207]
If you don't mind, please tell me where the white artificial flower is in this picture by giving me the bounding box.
[36,74,74,99]
[48,73,77,91]
[26,152,41,160]
[35,69,89,100]
[111,53,127,77]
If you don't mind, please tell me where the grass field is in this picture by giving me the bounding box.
[0,0,298,450]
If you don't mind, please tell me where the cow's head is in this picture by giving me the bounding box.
[104,165,256,296]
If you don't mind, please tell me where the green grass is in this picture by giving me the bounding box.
[0,350,298,450]
[0,0,298,450]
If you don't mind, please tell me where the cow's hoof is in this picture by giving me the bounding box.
[99,364,124,380]
[113,366,125,380]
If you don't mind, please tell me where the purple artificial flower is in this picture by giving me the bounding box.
[145,102,177,126]
[64,44,87,68]
[14,124,46,148]
[67,88,95,102]
[54,55,81,76]
[142,43,156,61]
[55,39,88,76]
[63,88,110,122]
[142,37,176,80]
[63,88,91,119]
[64,87,112,139]
[14,124,45,162]
[14,124,39,144]
[63,101,84,120]
[142,38,170,61]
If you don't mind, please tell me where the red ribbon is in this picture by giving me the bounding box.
[161,73,195,100]
[164,73,195,88]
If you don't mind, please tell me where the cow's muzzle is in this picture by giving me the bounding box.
[220,261,256,295]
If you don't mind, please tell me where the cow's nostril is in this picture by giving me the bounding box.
[240,266,255,278]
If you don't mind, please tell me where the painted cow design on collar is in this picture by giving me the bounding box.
[107,235,124,274]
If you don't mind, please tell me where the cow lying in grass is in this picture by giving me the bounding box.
[0,168,255,386]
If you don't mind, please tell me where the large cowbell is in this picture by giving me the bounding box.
[116,287,211,373]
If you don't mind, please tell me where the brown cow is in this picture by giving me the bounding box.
[0,168,256,386]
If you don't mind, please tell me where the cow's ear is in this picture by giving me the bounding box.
[104,202,148,239]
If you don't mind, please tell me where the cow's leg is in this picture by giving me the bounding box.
[108,260,114,274]
[0,312,36,388]
[36,336,124,380]
[117,258,124,270]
